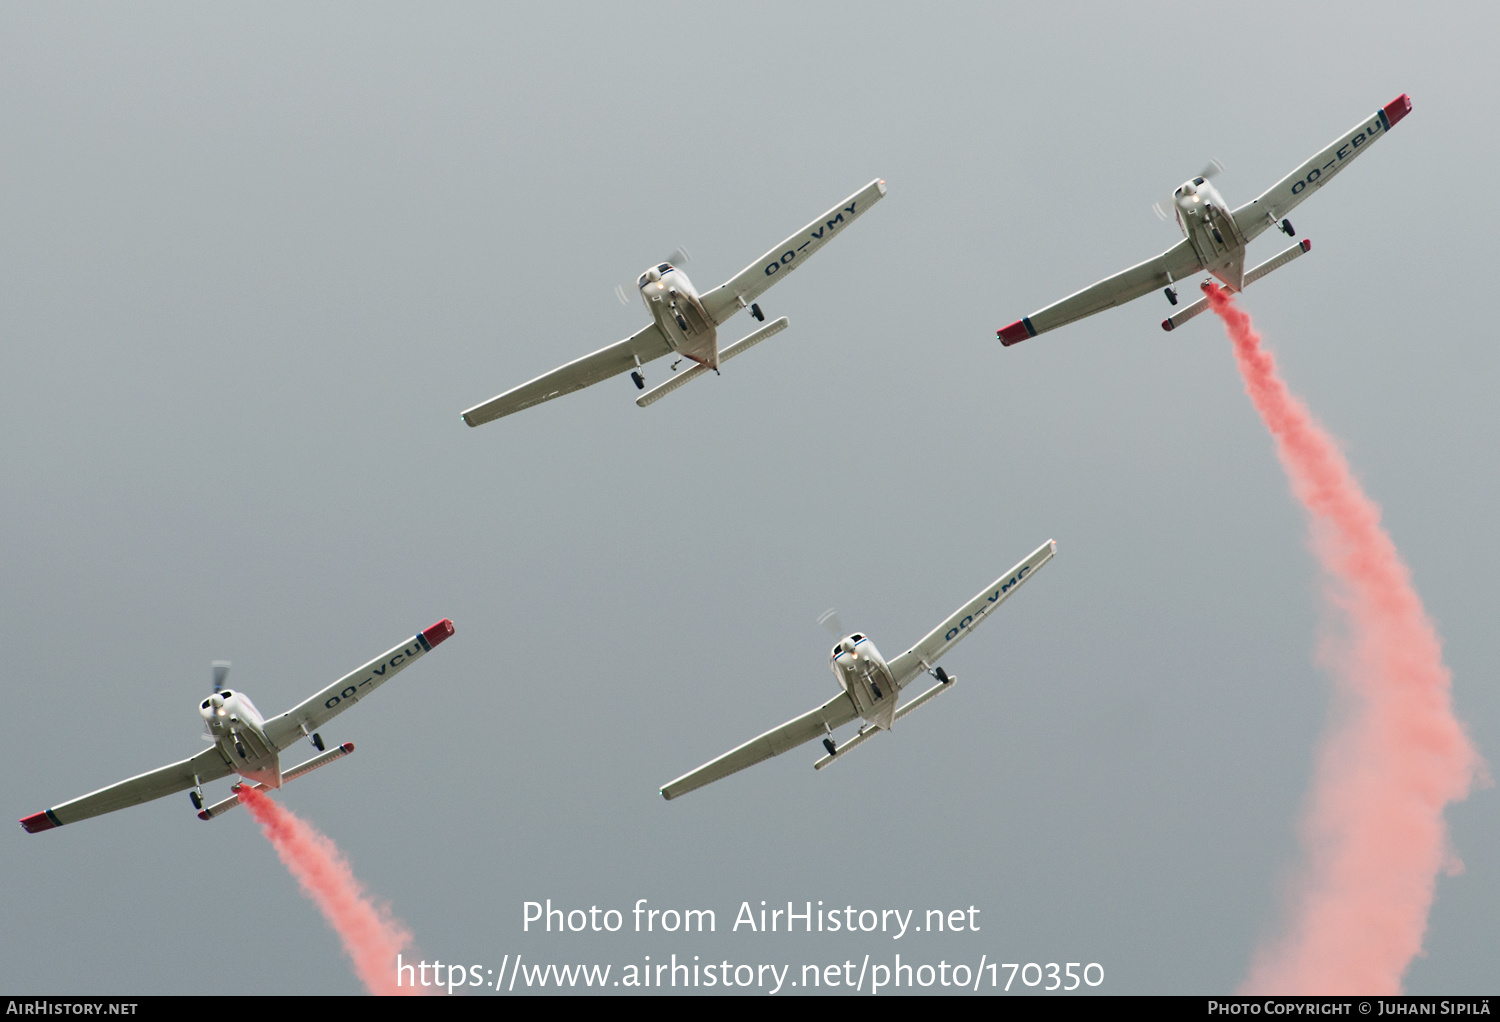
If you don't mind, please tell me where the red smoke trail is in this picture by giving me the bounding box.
[238,785,421,995]
[1205,286,1482,994]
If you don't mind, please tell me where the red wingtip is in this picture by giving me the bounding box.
[422,619,455,648]
[197,810,211,821]
[997,320,1030,346]
[1161,319,1174,332]
[1383,93,1412,128]
[1300,238,1312,252]
[19,811,56,834]
[341,742,355,753]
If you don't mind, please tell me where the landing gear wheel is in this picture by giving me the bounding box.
[750,303,764,323]
[311,732,325,752]
[1281,218,1295,237]
[674,313,689,332]
[872,682,884,700]
[1164,287,1179,306]
[935,666,951,684]
[190,791,203,810]
[234,740,247,759]
[823,738,837,757]
[1212,227,1225,244]
[630,370,645,390]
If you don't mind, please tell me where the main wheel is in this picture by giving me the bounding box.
[312,733,325,752]
[1281,218,1295,237]
[750,303,764,323]
[630,370,645,390]
[1164,287,1178,306]
[823,738,837,757]
[190,791,203,810]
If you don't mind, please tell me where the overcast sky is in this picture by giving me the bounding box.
[3,2,1496,996]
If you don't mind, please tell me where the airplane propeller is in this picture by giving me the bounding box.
[615,246,693,305]
[1153,158,1224,221]
[211,660,231,693]
[817,608,845,638]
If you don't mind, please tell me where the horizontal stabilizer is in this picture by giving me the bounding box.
[197,742,354,821]
[636,316,788,408]
[1161,239,1310,332]
[814,675,956,769]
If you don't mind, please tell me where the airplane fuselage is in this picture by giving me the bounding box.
[1172,178,1249,290]
[830,634,899,731]
[636,263,719,368]
[199,690,282,789]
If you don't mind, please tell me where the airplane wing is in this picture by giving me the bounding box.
[699,179,887,327]
[1233,94,1411,246]
[261,619,454,752]
[997,239,1201,345]
[660,690,860,800]
[461,323,671,426]
[885,540,1056,689]
[20,745,234,832]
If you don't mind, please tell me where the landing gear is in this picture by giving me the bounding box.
[1212,227,1225,244]
[189,790,203,810]
[823,737,837,757]
[673,311,689,332]
[750,303,764,323]
[1164,287,1178,306]
[670,359,682,372]
[1280,218,1295,237]
[630,370,645,390]
[311,732,325,753]
[935,666,951,685]
[871,681,884,700]
[233,737,248,759]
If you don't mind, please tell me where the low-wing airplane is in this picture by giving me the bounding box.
[660,541,1056,800]
[996,94,1411,343]
[19,619,455,833]
[461,178,886,425]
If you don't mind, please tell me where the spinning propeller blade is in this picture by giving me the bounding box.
[614,246,692,307]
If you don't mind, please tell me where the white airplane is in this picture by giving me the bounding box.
[19,619,455,833]
[661,541,1056,800]
[461,178,887,425]
[996,93,1411,343]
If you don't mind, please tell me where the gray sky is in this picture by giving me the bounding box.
[3,1,1495,995]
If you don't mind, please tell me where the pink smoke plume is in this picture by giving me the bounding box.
[238,785,422,995]
[1204,286,1483,993]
